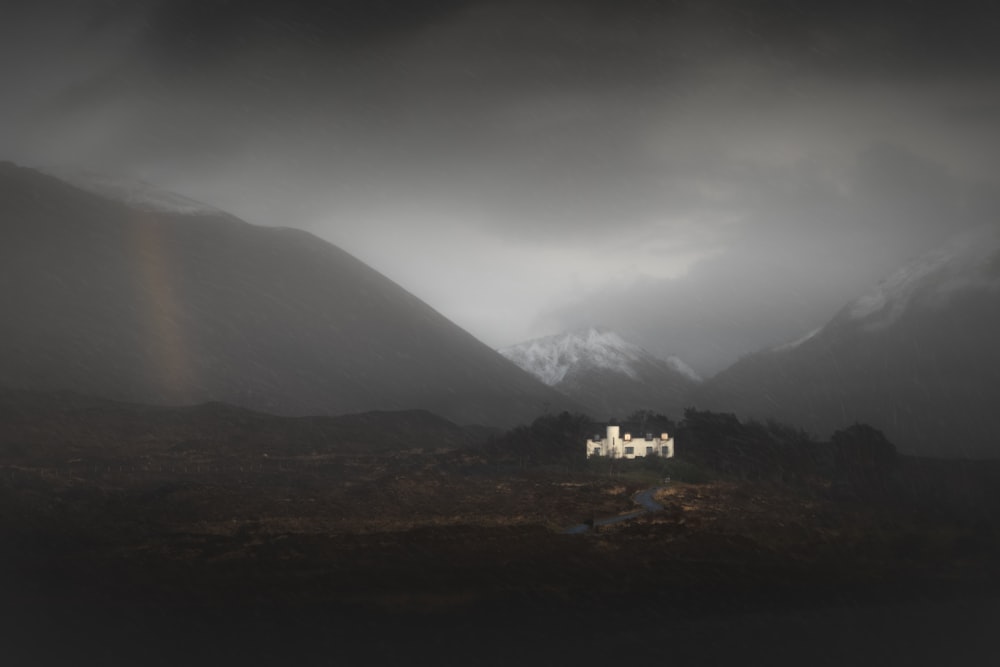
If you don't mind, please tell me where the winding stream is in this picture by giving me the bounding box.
[563,485,667,534]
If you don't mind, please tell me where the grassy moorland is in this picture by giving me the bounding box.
[1,394,998,666]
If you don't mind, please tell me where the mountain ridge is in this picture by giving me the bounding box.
[695,224,1000,458]
[0,161,578,427]
[499,328,699,419]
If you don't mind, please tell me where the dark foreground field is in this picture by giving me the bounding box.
[2,395,999,666]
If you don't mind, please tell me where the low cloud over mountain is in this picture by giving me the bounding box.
[0,162,576,427]
[695,224,1000,458]
[500,328,699,420]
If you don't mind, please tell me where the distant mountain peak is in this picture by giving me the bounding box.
[845,224,1000,331]
[499,328,701,385]
[499,328,638,385]
[699,223,1000,458]
[499,328,699,420]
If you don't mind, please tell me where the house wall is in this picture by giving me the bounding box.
[606,425,620,456]
[587,427,674,459]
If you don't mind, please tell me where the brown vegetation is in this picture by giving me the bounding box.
[2,397,999,666]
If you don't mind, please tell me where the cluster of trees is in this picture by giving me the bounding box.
[484,407,899,492]
[678,408,898,489]
[481,411,594,469]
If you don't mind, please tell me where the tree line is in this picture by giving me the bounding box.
[481,408,898,493]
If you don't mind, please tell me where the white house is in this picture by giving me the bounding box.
[587,424,674,459]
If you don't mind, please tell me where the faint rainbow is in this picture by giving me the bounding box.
[129,212,193,400]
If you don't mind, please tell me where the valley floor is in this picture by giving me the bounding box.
[2,448,999,666]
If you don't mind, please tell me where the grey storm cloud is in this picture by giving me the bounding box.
[3,0,1000,372]
[543,142,1000,374]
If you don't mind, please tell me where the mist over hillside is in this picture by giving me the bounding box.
[500,328,698,420]
[1,4,1000,665]
[0,162,578,427]
[695,224,1000,458]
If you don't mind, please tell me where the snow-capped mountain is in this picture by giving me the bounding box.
[500,328,701,385]
[768,224,1000,351]
[845,223,1000,331]
[499,328,700,419]
[697,224,1000,458]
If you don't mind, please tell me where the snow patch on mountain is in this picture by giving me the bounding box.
[772,327,823,352]
[499,329,638,384]
[499,328,700,385]
[42,168,224,216]
[846,224,1000,331]
[663,355,703,382]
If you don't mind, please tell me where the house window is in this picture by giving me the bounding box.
[661,445,669,456]
[593,447,601,455]
[646,446,653,455]
[645,433,653,441]
[625,446,634,455]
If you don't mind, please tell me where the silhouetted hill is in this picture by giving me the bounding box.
[696,225,1000,458]
[0,162,578,426]
[0,388,478,459]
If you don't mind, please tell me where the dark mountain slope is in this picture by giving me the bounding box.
[0,388,478,459]
[0,162,575,426]
[695,225,1000,458]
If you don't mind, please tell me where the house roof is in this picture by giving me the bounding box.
[588,422,671,438]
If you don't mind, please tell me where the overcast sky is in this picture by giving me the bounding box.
[3,0,1000,374]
